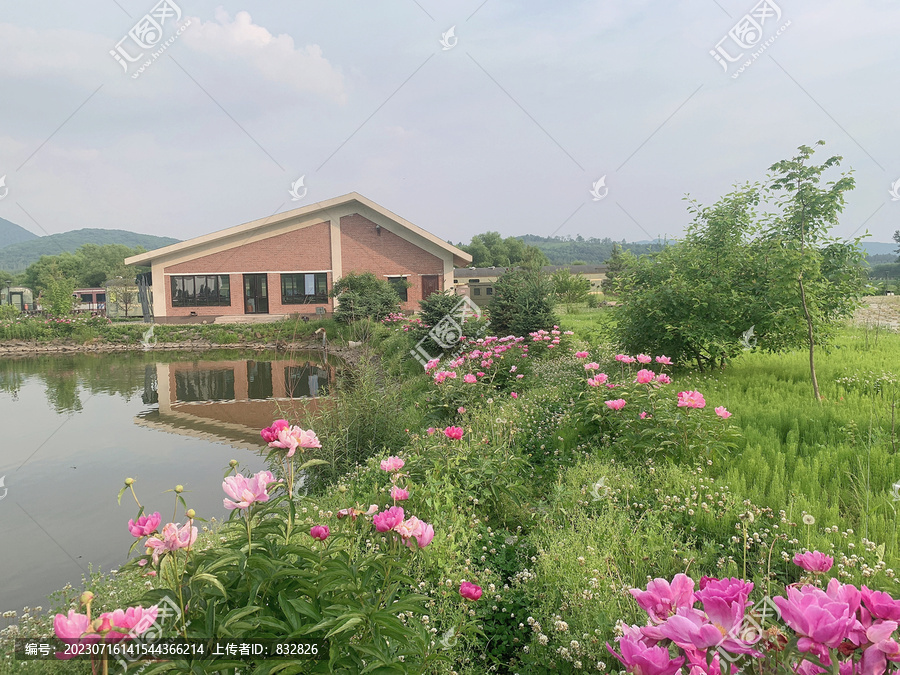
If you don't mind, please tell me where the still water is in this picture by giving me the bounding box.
[0,350,336,614]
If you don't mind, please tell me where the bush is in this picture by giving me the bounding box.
[487,269,556,337]
[331,272,405,324]
[44,277,76,317]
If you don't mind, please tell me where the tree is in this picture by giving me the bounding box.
[21,244,146,292]
[331,272,405,324]
[106,278,139,317]
[460,232,545,268]
[894,230,900,262]
[761,141,863,401]
[551,269,591,312]
[601,244,630,294]
[487,268,556,336]
[44,276,76,316]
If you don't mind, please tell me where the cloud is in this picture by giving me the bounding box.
[181,8,346,103]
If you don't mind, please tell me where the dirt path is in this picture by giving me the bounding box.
[852,296,900,329]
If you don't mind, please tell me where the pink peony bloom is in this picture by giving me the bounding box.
[773,584,858,661]
[696,577,753,609]
[656,373,671,384]
[145,522,198,564]
[309,525,330,541]
[605,399,627,411]
[575,351,589,358]
[516,374,524,379]
[615,354,634,363]
[511,392,518,399]
[458,407,466,414]
[373,506,405,532]
[714,406,732,419]
[635,369,655,384]
[103,605,159,640]
[54,610,92,640]
[477,371,486,377]
[426,427,435,435]
[585,362,601,371]
[268,426,321,458]
[460,582,483,601]
[411,521,435,548]
[444,426,464,440]
[127,512,161,538]
[223,471,275,511]
[862,586,900,622]
[630,574,696,624]
[380,456,405,472]
[260,419,289,443]
[390,485,410,501]
[656,607,723,650]
[637,354,652,364]
[793,551,834,574]
[607,635,685,675]
[425,358,440,372]
[640,411,650,419]
[655,356,673,365]
[677,390,706,409]
[463,373,477,384]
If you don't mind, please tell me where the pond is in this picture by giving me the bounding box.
[0,349,338,615]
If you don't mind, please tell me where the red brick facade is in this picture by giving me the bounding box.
[160,215,445,317]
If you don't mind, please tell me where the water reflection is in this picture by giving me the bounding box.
[0,350,338,613]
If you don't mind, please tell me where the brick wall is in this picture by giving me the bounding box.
[163,223,333,317]
[339,214,444,310]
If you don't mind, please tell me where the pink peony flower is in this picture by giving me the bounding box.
[426,427,435,435]
[511,392,518,399]
[373,506,405,532]
[615,354,635,363]
[584,362,600,371]
[268,426,321,458]
[605,399,627,411]
[773,584,858,661]
[380,456,405,472]
[309,525,330,541]
[575,351,589,358]
[655,356,673,365]
[53,610,92,641]
[411,521,435,548]
[793,551,834,573]
[390,485,410,501]
[444,426,464,440]
[145,522,198,564]
[463,373,477,384]
[715,406,732,419]
[607,635,685,675]
[677,390,706,409]
[260,419,289,443]
[637,354,652,364]
[635,369,655,384]
[696,577,753,608]
[477,371,486,377]
[127,512,161,538]
[861,586,900,622]
[640,411,650,419]
[516,374,524,379]
[630,574,696,624]
[223,471,275,511]
[656,373,672,384]
[457,407,466,414]
[103,605,159,640]
[460,582,483,601]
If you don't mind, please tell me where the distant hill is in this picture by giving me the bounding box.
[0,218,39,249]
[518,235,668,265]
[0,227,180,272]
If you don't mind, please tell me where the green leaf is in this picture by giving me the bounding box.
[117,485,128,505]
[324,615,364,639]
[192,572,228,599]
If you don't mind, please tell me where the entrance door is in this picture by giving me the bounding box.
[421,275,440,300]
[9,292,24,311]
[243,274,269,314]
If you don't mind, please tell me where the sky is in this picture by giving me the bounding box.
[0,0,898,247]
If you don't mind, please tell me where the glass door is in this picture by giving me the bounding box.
[243,274,269,314]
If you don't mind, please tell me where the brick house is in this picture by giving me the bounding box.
[125,193,472,322]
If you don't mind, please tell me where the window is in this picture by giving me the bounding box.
[473,287,481,296]
[387,276,409,302]
[96,293,106,303]
[486,287,493,296]
[171,275,231,307]
[468,278,481,283]
[80,293,93,303]
[281,273,328,304]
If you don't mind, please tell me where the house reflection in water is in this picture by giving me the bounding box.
[136,354,336,451]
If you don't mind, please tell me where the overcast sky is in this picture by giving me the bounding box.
[0,0,898,247]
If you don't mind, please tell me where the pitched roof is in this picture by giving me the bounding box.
[125,192,472,267]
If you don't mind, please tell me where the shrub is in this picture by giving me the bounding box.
[332,272,405,324]
[488,269,556,337]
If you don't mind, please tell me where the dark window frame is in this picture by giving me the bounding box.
[280,273,328,305]
[171,275,231,307]
[387,276,409,302]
